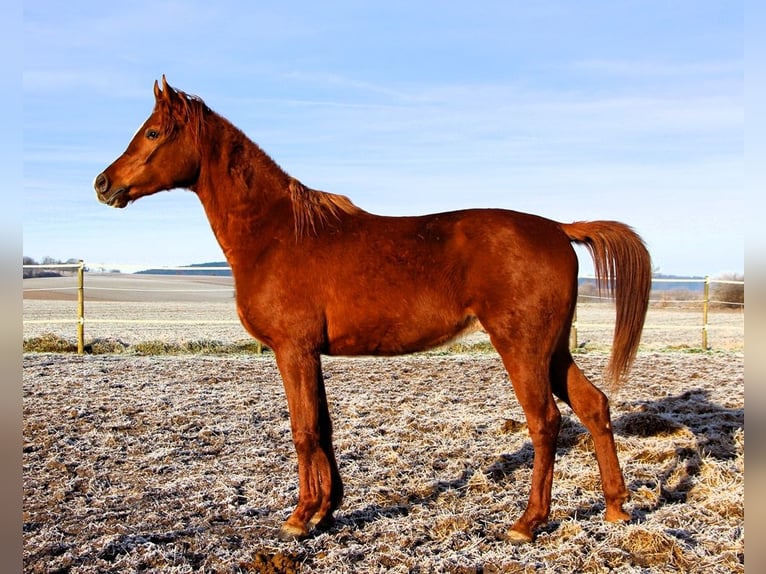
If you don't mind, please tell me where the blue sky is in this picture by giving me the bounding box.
[23,1,743,276]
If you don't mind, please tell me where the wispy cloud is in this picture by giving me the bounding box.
[572,58,743,78]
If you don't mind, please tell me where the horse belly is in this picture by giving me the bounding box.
[325,310,479,356]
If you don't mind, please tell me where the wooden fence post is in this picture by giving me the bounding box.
[569,305,578,351]
[77,260,85,354]
[702,275,709,350]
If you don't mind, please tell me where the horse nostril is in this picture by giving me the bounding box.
[95,173,109,193]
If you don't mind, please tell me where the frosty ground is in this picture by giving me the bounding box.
[23,351,743,573]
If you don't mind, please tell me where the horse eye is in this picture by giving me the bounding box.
[146,129,160,140]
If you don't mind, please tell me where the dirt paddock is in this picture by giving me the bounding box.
[23,350,743,573]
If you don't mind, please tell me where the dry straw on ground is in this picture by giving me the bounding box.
[22,276,744,572]
[24,351,743,573]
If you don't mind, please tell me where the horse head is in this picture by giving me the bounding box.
[94,75,202,208]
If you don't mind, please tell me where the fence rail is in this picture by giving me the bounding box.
[23,263,744,354]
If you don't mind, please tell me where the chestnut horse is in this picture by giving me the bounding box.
[95,76,651,543]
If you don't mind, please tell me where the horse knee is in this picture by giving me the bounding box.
[527,402,561,446]
[557,363,614,435]
[577,389,614,435]
[292,429,320,453]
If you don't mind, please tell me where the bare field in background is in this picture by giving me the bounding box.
[23,274,744,352]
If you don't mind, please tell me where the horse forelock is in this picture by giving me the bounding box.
[154,89,207,142]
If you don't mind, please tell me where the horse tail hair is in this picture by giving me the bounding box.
[560,220,652,390]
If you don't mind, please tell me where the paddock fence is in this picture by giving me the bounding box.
[22,262,744,355]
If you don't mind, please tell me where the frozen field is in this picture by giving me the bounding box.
[23,352,743,572]
[23,274,744,572]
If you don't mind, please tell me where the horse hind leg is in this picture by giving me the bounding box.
[490,340,562,543]
[550,348,631,523]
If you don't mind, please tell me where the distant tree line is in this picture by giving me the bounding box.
[135,261,232,276]
[711,273,745,309]
[22,256,81,279]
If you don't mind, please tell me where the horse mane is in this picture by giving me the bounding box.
[158,84,362,238]
[288,178,362,238]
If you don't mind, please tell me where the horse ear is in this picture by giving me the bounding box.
[158,75,183,107]
[153,75,174,104]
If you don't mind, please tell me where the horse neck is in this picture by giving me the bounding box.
[190,113,293,261]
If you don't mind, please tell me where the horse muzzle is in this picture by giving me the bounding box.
[94,172,129,208]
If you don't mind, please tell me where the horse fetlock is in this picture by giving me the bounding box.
[277,507,335,541]
[278,520,310,541]
[309,510,336,530]
[604,488,631,523]
[605,505,632,523]
[506,526,534,544]
[508,514,545,544]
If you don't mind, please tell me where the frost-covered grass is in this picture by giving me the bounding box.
[24,352,743,573]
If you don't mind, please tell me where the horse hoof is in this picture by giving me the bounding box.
[278,523,309,541]
[605,507,631,523]
[506,529,534,544]
[309,513,335,531]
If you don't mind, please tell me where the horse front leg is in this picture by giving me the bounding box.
[275,349,343,540]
